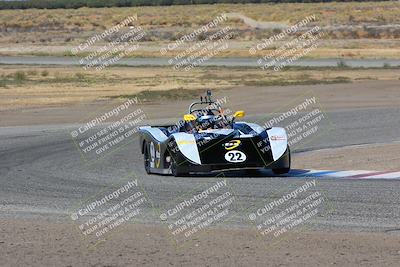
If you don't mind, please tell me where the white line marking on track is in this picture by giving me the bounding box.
[287,169,400,180]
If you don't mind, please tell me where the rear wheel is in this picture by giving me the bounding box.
[143,143,151,174]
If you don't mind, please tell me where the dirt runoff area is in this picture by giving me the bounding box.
[1,218,399,267]
[1,79,400,127]
[295,143,400,171]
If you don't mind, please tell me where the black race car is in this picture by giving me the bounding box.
[139,91,290,176]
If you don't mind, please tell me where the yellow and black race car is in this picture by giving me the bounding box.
[139,91,290,176]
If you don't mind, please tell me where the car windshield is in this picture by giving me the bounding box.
[195,113,230,131]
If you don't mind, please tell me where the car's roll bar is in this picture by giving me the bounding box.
[188,90,223,114]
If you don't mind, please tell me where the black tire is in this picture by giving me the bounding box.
[143,143,151,174]
[272,167,290,175]
[171,159,187,177]
[272,147,291,175]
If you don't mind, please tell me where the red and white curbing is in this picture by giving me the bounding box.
[290,169,400,179]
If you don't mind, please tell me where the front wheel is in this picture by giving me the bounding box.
[272,147,291,175]
[171,159,188,177]
[143,143,151,174]
[272,167,290,175]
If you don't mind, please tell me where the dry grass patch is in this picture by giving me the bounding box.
[1,64,399,110]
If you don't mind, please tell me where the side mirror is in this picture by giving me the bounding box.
[234,110,245,119]
[183,114,196,122]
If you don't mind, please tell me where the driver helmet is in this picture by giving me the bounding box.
[197,115,214,130]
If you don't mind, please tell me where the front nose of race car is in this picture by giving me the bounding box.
[196,136,274,168]
[171,127,288,173]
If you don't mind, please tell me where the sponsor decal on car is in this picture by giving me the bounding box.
[223,140,241,150]
[225,150,246,163]
[269,135,286,141]
[177,140,196,145]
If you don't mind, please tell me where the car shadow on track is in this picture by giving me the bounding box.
[181,169,312,178]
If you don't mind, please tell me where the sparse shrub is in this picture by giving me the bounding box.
[75,72,85,80]
[27,70,38,76]
[297,73,311,80]
[377,14,386,23]
[337,60,349,69]
[41,70,49,77]
[13,71,27,82]
[0,78,7,88]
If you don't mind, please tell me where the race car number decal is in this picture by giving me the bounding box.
[225,150,246,163]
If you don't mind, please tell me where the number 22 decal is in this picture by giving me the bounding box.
[225,150,246,163]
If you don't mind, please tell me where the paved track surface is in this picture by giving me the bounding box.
[1,56,400,67]
[1,107,400,233]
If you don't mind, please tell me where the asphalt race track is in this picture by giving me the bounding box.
[1,107,400,233]
[1,56,400,68]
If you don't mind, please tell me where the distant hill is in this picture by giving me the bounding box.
[0,0,392,10]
